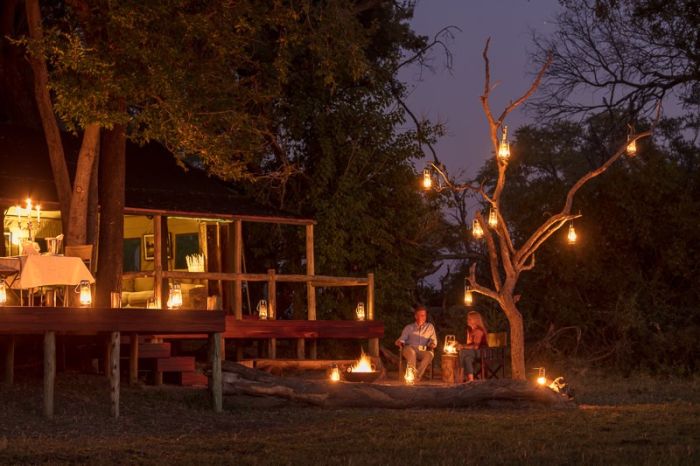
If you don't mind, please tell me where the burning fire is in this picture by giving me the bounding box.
[350,352,374,373]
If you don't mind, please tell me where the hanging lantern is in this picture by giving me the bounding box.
[626,136,637,157]
[472,218,484,239]
[567,222,577,245]
[76,280,92,307]
[404,364,416,385]
[488,207,498,229]
[422,168,433,190]
[0,281,7,305]
[329,364,340,382]
[497,125,510,161]
[355,302,366,321]
[464,283,473,307]
[537,367,547,386]
[257,299,269,320]
[167,282,183,309]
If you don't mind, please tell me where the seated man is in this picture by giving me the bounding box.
[395,306,437,381]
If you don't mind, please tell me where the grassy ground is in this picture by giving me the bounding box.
[0,372,697,465]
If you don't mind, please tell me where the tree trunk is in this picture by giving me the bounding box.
[502,298,526,380]
[95,123,125,307]
[86,146,100,247]
[66,123,100,246]
[24,0,72,231]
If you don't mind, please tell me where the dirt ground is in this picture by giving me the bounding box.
[0,371,698,465]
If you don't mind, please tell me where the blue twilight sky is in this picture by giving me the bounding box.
[399,0,561,180]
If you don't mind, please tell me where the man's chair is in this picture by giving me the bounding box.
[397,344,434,381]
[474,332,508,379]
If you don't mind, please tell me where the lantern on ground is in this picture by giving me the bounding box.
[497,126,510,161]
[355,302,366,321]
[464,283,473,307]
[422,167,433,190]
[0,281,7,305]
[404,364,416,385]
[329,364,340,382]
[537,367,547,386]
[257,299,269,320]
[472,219,484,239]
[167,282,183,309]
[567,222,577,245]
[77,280,92,307]
[488,207,498,229]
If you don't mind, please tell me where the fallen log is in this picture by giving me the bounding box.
[221,361,575,409]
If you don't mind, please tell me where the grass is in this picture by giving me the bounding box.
[0,372,698,465]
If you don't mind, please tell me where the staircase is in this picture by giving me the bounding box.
[120,337,208,387]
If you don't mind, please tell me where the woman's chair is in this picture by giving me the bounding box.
[474,332,508,379]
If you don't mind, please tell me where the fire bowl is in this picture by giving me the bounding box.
[343,370,381,383]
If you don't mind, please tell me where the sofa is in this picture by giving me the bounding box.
[121,277,207,309]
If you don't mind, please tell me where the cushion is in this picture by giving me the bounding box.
[122,278,135,293]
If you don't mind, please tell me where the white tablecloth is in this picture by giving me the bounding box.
[0,255,95,289]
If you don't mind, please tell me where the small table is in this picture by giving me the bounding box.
[441,353,460,384]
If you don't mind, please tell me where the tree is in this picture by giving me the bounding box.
[531,0,699,121]
[422,39,655,380]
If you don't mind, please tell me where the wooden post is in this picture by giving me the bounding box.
[220,223,235,313]
[153,214,164,308]
[367,272,379,357]
[198,221,210,303]
[44,331,56,418]
[209,332,223,413]
[110,331,120,418]
[129,332,139,385]
[267,269,277,359]
[233,220,243,318]
[305,223,315,359]
[4,336,14,385]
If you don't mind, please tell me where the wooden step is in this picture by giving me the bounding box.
[156,356,195,373]
[179,372,208,387]
[120,342,172,359]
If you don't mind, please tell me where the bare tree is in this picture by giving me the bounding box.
[424,39,656,380]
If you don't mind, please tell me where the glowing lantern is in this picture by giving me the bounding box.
[422,168,433,190]
[404,364,416,385]
[488,208,498,229]
[443,335,457,354]
[497,126,510,161]
[464,285,473,307]
[167,282,183,309]
[626,137,637,157]
[329,364,340,382]
[567,222,577,245]
[355,302,366,321]
[536,367,547,386]
[0,281,7,305]
[257,299,269,320]
[472,219,484,239]
[77,280,92,306]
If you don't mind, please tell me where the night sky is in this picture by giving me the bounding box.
[400,0,561,181]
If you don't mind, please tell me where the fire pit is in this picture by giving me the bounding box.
[343,352,381,383]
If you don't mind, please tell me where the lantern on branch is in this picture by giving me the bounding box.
[626,124,637,157]
[167,282,183,309]
[464,281,473,307]
[422,167,433,190]
[488,207,498,229]
[567,222,577,245]
[472,219,484,239]
[497,125,510,161]
[76,280,92,307]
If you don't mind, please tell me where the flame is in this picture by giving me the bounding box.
[350,352,374,373]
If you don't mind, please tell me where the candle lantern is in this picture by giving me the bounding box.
[0,281,7,305]
[472,219,484,239]
[626,133,637,157]
[355,302,366,321]
[404,364,416,385]
[76,280,92,306]
[329,364,340,382]
[464,285,473,306]
[567,222,577,245]
[167,282,183,309]
[257,299,269,320]
[443,334,457,354]
[498,126,511,161]
[488,208,498,228]
[422,168,433,190]
[537,367,547,386]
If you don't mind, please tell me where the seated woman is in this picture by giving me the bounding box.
[458,311,488,382]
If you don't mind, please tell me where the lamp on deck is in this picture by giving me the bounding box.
[0,281,7,305]
[77,280,92,307]
[355,302,366,321]
[167,282,183,309]
[257,299,269,320]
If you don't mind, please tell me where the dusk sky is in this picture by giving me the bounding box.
[400,0,561,180]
